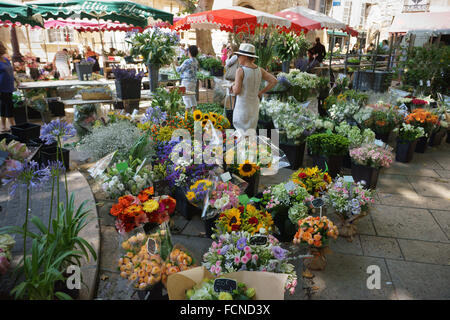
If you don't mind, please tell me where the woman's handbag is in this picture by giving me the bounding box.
[225,59,238,81]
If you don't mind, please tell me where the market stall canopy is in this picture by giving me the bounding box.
[389,11,450,34]
[0,0,43,27]
[26,0,173,28]
[173,6,293,33]
[274,6,346,33]
[40,18,142,32]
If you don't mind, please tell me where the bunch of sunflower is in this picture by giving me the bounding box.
[227,160,260,179]
[216,204,273,235]
[291,166,332,198]
[192,110,230,130]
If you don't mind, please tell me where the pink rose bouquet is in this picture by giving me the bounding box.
[349,144,394,168]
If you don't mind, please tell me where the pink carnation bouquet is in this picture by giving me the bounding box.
[209,181,241,212]
[349,143,394,168]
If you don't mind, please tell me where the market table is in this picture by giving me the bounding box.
[18,79,115,90]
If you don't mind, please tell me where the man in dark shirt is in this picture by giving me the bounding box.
[310,37,326,63]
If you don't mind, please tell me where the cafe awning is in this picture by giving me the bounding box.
[389,11,450,34]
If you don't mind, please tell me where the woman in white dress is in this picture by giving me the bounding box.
[231,43,277,135]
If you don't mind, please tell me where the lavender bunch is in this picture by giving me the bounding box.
[112,67,144,81]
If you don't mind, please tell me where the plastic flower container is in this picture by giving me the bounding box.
[75,63,93,81]
[40,146,70,169]
[279,141,305,170]
[10,122,41,143]
[396,139,417,163]
[173,186,201,220]
[48,101,66,117]
[115,79,142,100]
[0,133,19,144]
[415,136,429,153]
[12,104,28,124]
[272,207,297,243]
[350,164,380,189]
[242,172,260,198]
[311,155,344,178]
[429,128,446,147]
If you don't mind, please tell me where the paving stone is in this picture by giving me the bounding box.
[95,270,138,300]
[330,235,364,256]
[377,192,450,211]
[180,214,208,237]
[310,253,396,300]
[397,239,450,265]
[170,214,190,234]
[99,225,120,273]
[430,209,450,240]
[356,214,378,236]
[172,234,213,265]
[376,174,417,196]
[384,161,440,177]
[434,169,450,178]
[360,235,403,260]
[386,259,450,299]
[96,200,117,227]
[370,205,449,243]
[406,176,450,199]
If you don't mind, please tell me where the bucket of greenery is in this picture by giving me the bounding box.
[307,133,350,178]
[393,123,425,163]
[128,28,179,92]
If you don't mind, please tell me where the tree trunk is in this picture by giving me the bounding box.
[10,26,23,63]
[194,0,215,56]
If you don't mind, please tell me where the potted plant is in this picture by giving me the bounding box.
[429,109,448,146]
[393,123,425,163]
[274,31,308,73]
[334,121,376,169]
[293,216,338,271]
[316,77,330,117]
[349,143,394,189]
[307,133,350,178]
[404,108,439,153]
[324,176,375,241]
[128,28,179,92]
[261,182,310,242]
[346,57,360,66]
[75,58,95,81]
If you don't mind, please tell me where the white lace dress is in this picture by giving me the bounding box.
[232,66,262,134]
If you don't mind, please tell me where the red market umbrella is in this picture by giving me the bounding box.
[344,25,358,37]
[173,6,293,33]
[274,6,346,33]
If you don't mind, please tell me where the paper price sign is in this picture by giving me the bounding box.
[250,235,268,246]
[374,139,384,147]
[419,80,423,86]
[311,198,325,208]
[221,171,232,182]
[427,80,431,87]
[343,175,354,183]
[147,238,157,255]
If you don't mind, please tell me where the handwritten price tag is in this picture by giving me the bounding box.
[221,172,232,182]
[374,139,384,147]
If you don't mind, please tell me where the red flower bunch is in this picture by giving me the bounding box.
[411,99,428,106]
[110,190,176,234]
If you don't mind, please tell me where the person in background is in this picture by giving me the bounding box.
[0,41,16,132]
[225,44,239,75]
[177,43,186,61]
[350,43,359,54]
[231,43,277,135]
[224,44,239,110]
[53,48,71,79]
[310,37,326,63]
[366,43,375,54]
[333,42,341,53]
[381,39,389,52]
[296,49,319,73]
[175,45,199,110]
[221,44,228,66]
[85,46,100,73]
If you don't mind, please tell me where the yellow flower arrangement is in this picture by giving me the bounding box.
[216,205,273,235]
[238,160,260,178]
[217,208,242,233]
[156,126,175,142]
[143,200,160,213]
[291,166,332,197]
[193,110,203,121]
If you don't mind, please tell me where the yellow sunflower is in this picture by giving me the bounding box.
[201,119,208,127]
[202,113,210,121]
[216,125,223,130]
[246,204,258,215]
[143,200,159,213]
[210,112,218,119]
[220,208,241,232]
[193,110,203,121]
[238,160,259,177]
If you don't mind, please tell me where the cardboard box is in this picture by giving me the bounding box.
[167,266,288,300]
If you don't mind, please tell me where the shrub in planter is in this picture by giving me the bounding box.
[393,123,425,163]
[349,144,394,189]
[306,133,350,178]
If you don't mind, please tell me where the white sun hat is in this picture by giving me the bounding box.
[236,43,258,58]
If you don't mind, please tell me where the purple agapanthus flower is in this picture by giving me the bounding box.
[271,246,287,260]
[236,237,247,250]
[40,118,76,145]
[45,160,66,177]
[4,160,51,196]
[142,106,167,125]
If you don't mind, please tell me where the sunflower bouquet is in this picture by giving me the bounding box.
[109,187,177,234]
[215,204,274,235]
[192,109,231,130]
[293,216,338,248]
[291,166,332,198]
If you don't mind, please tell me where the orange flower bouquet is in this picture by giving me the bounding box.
[405,108,439,135]
[293,216,338,270]
[110,187,176,234]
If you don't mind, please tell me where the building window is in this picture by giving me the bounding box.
[47,29,75,43]
[342,1,352,25]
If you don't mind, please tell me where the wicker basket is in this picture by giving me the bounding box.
[57,87,78,100]
[81,91,112,100]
